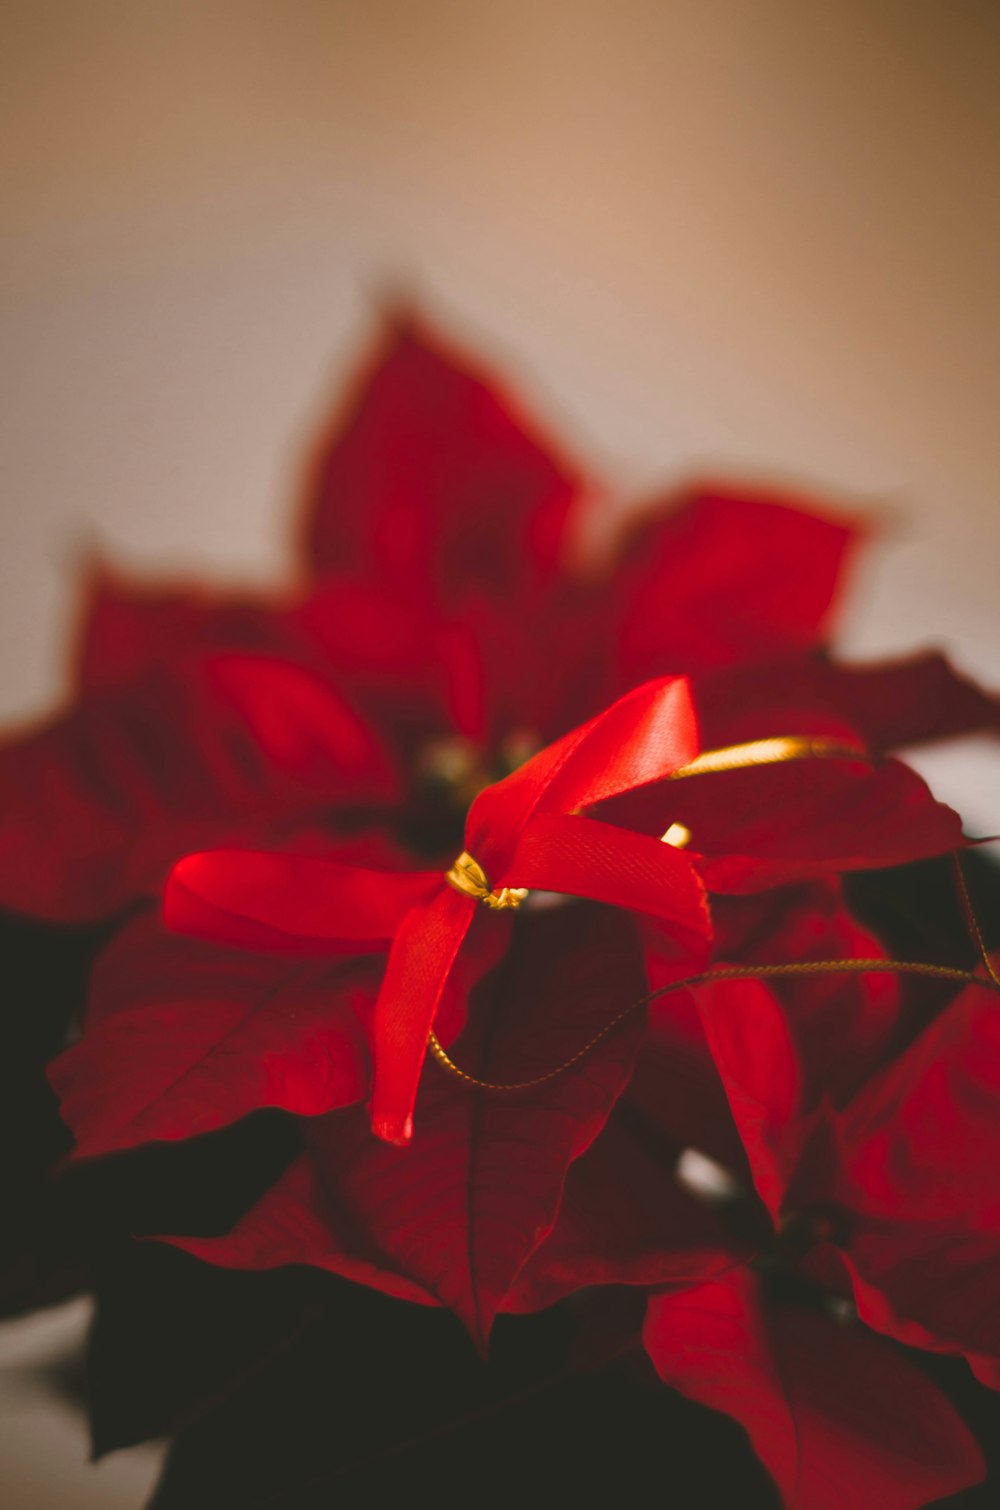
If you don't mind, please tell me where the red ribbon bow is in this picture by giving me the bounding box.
[166,676,710,1144]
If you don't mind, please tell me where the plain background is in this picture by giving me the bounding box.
[1,3,999,1504]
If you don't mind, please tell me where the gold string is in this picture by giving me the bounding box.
[952,851,1000,987]
[427,958,1000,1093]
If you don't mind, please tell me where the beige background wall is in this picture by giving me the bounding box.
[1,3,999,1503]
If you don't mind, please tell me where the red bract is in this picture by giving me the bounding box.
[644,1269,984,1510]
[820,958,1000,1387]
[301,315,579,606]
[625,879,901,1178]
[47,911,380,1160]
[0,654,399,922]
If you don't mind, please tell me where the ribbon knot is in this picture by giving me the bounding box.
[444,851,528,910]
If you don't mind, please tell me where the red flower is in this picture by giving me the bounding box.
[10,314,994,927]
[47,668,974,1263]
[14,314,1000,1505]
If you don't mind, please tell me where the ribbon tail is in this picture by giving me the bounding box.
[165,850,438,952]
[370,887,476,1146]
[506,813,711,953]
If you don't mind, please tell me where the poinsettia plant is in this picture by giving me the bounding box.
[3,313,1000,1508]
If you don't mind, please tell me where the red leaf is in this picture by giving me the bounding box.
[609,486,860,682]
[694,978,802,1222]
[711,884,901,1105]
[72,559,297,695]
[507,1114,741,1312]
[689,885,900,1221]
[838,970,1000,1227]
[826,967,1000,1372]
[168,1154,438,1308]
[302,315,580,606]
[644,1269,984,1509]
[49,912,379,1159]
[0,654,398,923]
[623,975,748,1174]
[675,651,999,758]
[628,757,963,893]
[813,650,1000,753]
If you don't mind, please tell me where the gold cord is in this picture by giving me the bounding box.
[952,851,1000,987]
[667,734,865,780]
[428,957,1000,1092]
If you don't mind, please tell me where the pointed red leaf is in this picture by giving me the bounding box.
[627,885,898,1187]
[609,487,859,682]
[507,1114,741,1312]
[644,1269,984,1509]
[691,886,899,1221]
[302,316,581,605]
[711,884,901,1105]
[671,651,999,758]
[676,758,962,892]
[48,912,380,1159]
[0,653,398,923]
[826,967,1000,1372]
[623,977,748,1174]
[814,650,1000,752]
[168,1154,438,1308]
[321,905,651,1349]
[72,559,297,695]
